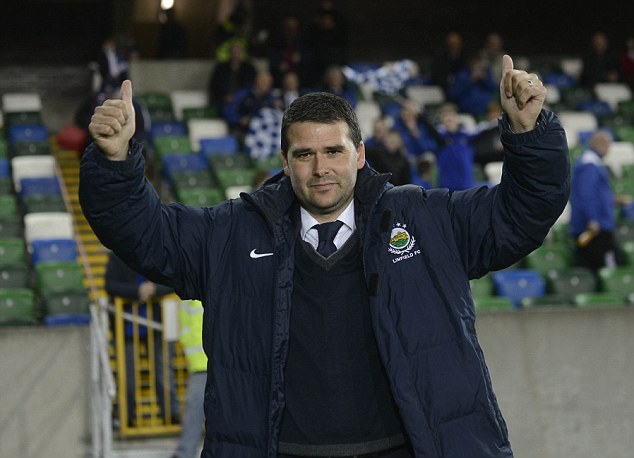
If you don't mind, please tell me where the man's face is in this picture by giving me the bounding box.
[282,121,365,223]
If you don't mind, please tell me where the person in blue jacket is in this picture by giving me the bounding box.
[569,129,625,271]
[80,55,569,458]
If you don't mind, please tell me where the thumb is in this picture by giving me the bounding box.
[502,54,514,76]
[120,79,133,107]
[501,54,514,98]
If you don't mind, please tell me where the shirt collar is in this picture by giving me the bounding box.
[299,200,356,241]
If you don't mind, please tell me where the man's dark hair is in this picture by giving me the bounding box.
[281,92,362,153]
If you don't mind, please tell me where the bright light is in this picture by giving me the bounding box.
[161,0,174,10]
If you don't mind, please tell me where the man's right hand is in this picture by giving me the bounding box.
[88,79,136,161]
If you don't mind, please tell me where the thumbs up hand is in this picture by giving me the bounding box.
[89,80,136,161]
[499,55,545,133]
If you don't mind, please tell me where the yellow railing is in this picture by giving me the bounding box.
[111,294,187,437]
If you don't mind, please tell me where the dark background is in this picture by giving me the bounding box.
[2,0,634,65]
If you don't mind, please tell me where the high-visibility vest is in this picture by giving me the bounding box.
[178,300,207,373]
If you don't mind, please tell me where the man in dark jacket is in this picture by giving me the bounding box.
[80,55,569,457]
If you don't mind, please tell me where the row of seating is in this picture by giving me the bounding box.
[0,93,91,327]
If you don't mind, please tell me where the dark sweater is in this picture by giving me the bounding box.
[279,233,404,456]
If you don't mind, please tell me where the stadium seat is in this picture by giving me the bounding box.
[152,135,192,161]
[520,294,570,308]
[604,141,634,178]
[176,187,226,206]
[615,220,634,247]
[170,90,208,121]
[0,237,26,266]
[355,100,382,139]
[547,267,597,301]
[41,289,91,326]
[171,170,216,195]
[11,155,56,192]
[162,153,208,179]
[150,121,186,139]
[598,266,634,303]
[24,212,74,245]
[188,119,229,152]
[4,111,42,127]
[623,241,634,266]
[8,123,48,144]
[558,111,598,148]
[2,92,42,113]
[31,239,78,264]
[0,177,12,195]
[0,158,8,177]
[524,244,573,277]
[183,106,219,124]
[492,269,546,308]
[0,288,37,326]
[137,91,173,112]
[214,168,257,190]
[207,153,253,171]
[560,87,595,111]
[616,100,634,123]
[35,260,85,294]
[474,296,514,311]
[572,292,625,308]
[200,135,239,157]
[10,139,51,156]
[19,176,61,196]
[0,195,18,218]
[0,264,30,289]
[594,83,632,112]
[469,274,494,299]
[0,215,23,238]
[21,194,67,214]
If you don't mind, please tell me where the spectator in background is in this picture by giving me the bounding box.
[365,129,412,186]
[320,65,358,108]
[446,53,498,117]
[579,31,620,88]
[364,117,390,150]
[105,251,179,426]
[471,101,504,167]
[275,71,307,110]
[619,35,634,90]
[157,8,188,59]
[391,99,441,159]
[570,130,625,272]
[170,300,207,458]
[212,2,251,62]
[268,16,306,87]
[224,71,280,139]
[430,31,467,91]
[411,153,437,189]
[303,1,349,87]
[433,102,477,191]
[208,40,256,112]
[480,32,506,83]
[96,35,129,92]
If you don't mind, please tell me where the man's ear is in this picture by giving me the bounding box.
[356,141,366,170]
[281,151,290,176]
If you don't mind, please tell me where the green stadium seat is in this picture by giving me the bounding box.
[21,194,67,214]
[11,140,51,156]
[35,261,85,294]
[474,296,514,311]
[215,168,257,190]
[257,154,284,172]
[617,99,634,122]
[182,106,219,124]
[572,292,626,308]
[153,135,192,161]
[547,267,597,300]
[0,237,26,266]
[42,289,91,326]
[4,111,42,126]
[170,170,216,195]
[0,177,13,194]
[624,241,634,266]
[137,92,173,112]
[598,266,634,303]
[520,294,570,307]
[0,288,37,326]
[176,187,226,206]
[0,195,18,217]
[469,274,494,299]
[0,264,30,289]
[525,244,573,277]
[615,220,634,247]
[0,215,23,238]
[207,153,253,171]
[615,126,634,143]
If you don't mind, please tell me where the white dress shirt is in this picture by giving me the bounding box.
[300,201,356,251]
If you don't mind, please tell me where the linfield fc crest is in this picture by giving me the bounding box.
[388,223,416,255]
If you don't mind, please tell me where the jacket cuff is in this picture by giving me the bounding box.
[84,140,145,173]
[498,109,550,146]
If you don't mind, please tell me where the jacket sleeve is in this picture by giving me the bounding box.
[79,141,228,299]
[445,109,570,278]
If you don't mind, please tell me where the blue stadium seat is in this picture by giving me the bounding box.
[8,123,48,143]
[492,269,546,308]
[162,153,208,179]
[19,176,61,196]
[150,121,187,139]
[0,158,8,178]
[200,135,239,156]
[31,238,78,264]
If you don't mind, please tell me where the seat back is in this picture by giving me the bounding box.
[31,239,78,264]
[24,212,74,245]
[0,237,26,266]
[35,261,85,294]
[0,288,36,326]
[492,269,546,307]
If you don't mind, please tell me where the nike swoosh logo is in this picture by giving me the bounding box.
[250,249,274,259]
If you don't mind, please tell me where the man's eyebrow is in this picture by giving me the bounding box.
[289,147,313,157]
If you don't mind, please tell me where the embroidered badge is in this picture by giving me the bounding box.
[387,222,415,253]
